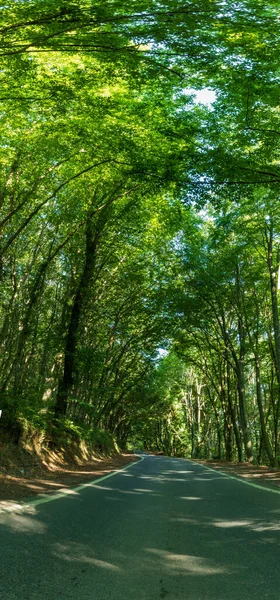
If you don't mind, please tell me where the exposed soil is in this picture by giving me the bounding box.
[191,459,280,490]
[0,440,139,504]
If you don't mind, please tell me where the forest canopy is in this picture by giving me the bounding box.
[0,0,280,465]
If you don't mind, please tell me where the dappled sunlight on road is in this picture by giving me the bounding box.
[47,487,80,497]
[249,522,280,532]
[171,512,280,537]
[90,484,114,491]
[161,470,194,475]
[0,512,47,534]
[133,488,154,493]
[179,496,202,501]
[53,542,121,571]
[137,474,187,483]
[212,518,280,533]
[145,548,228,575]
[193,477,224,482]
[93,483,158,496]
[0,500,32,515]
[0,457,280,599]
[213,519,253,528]
[0,503,46,534]
[170,516,200,524]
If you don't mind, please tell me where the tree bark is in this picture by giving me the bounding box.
[254,356,275,467]
[54,214,101,418]
[265,220,280,459]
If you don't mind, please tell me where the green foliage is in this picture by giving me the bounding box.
[0,0,280,466]
[47,418,116,453]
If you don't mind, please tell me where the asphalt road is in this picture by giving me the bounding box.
[0,454,280,600]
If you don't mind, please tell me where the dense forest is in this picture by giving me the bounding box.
[0,0,280,466]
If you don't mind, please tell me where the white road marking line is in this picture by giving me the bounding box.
[0,456,145,514]
[187,459,280,495]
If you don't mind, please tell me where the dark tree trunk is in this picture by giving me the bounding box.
[266,221,280,460]
[225,353,243,461]
[255,356,275,467]
[54,214,101,418]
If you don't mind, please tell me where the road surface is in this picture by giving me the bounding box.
[0,454,279,599]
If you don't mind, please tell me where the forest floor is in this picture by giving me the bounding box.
[0,441,139,503]
[191,459,280,490]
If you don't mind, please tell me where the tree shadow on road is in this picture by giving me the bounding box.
[0,459,279,600]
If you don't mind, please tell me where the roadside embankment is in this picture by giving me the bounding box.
[0,432,138,502]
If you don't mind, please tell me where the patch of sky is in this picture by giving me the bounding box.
[198,206,214,222]
[172,232,184,251]
[156,348,168,359]
[182,88,217,108]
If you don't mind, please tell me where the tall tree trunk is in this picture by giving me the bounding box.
[265,220,280,459]
[54,215,101,418]
[236,359,253,461]
[225,351,243,461]
[254,356,275,467]
[234,265,254,462]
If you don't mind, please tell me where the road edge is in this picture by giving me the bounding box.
[187,458,280,496]
[0,455,145,515]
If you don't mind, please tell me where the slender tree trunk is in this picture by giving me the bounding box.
[54,215,100,418]
[254,355,275,466]
[265,221,280,459]
[225,352,243,461]
[236,359,253,461]
[234,266,254,462]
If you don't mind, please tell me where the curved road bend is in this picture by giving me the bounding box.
[0,454,279,599]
